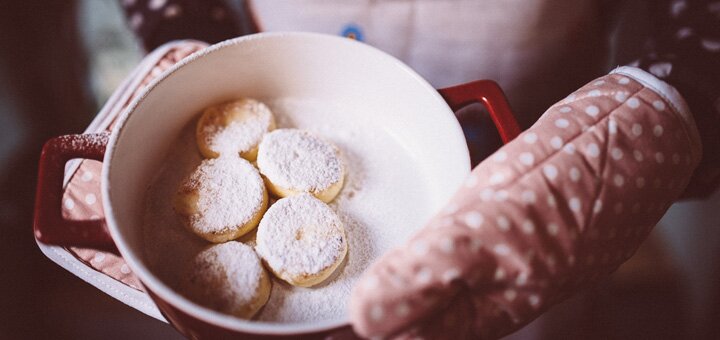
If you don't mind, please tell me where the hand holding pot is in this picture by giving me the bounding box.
[32,34,523,338]
[350,67,702,339]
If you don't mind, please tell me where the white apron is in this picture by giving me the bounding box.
[247,0,609,123]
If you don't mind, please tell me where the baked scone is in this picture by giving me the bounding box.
[256,193,348,287]
[256,129,344,203]
[182,241,271,319]
[174,156,268,243]
[196,98,276,160]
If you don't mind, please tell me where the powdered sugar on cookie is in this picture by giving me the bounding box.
[178,156,265,234]
[257,129,343,193]
[183,241,269,317]
[199,99,274,157]
[256,193,347,284]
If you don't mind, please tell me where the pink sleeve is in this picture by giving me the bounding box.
[350,67,702,339]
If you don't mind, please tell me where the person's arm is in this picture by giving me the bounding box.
[118,0,242,51]
[633,0,720,198]
[351,67,701,339]
[349,1,719,339]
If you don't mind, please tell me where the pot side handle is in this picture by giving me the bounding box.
[438,80,521,144]
[33,132,117,253]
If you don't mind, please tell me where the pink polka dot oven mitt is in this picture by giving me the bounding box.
[60,41,208,289]
[350,67,702,339]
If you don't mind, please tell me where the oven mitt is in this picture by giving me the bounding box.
[59,40,208,291]
[349,66,702,339]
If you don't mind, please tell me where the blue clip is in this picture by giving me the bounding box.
[340,24,364,41]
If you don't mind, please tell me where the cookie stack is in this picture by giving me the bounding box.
[174,98,349,319]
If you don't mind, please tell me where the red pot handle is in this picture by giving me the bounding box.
[438,80,521,143]
[33,132,117,253]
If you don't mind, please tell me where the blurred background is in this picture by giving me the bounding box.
[1,1,718,339]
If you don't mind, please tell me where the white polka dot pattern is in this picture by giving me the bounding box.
[350,71,702,339]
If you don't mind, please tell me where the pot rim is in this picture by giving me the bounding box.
[101,31,469,335]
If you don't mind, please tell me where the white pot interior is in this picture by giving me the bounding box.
[103,32,470,334]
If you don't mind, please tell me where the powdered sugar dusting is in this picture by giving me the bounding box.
[256,194,346,279]
[180,156,265,234]
[184,242,264,313]
[143,97,435,324]
[201,99,273,155]
[143,122,207,286]
[257,129,343,192]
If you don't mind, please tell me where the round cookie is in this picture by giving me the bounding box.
[257,129,344,203]
[174,156,268,243]
[182,241,271,319]
[196,98,276,160]
[256,193,348,287]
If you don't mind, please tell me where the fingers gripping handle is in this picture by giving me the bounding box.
[438,80,521,144]
[33,132,116,253]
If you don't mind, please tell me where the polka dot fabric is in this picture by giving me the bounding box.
[59,41,207,292]
[350,68,702,339]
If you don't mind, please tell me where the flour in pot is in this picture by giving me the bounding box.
[142,97,434,323]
